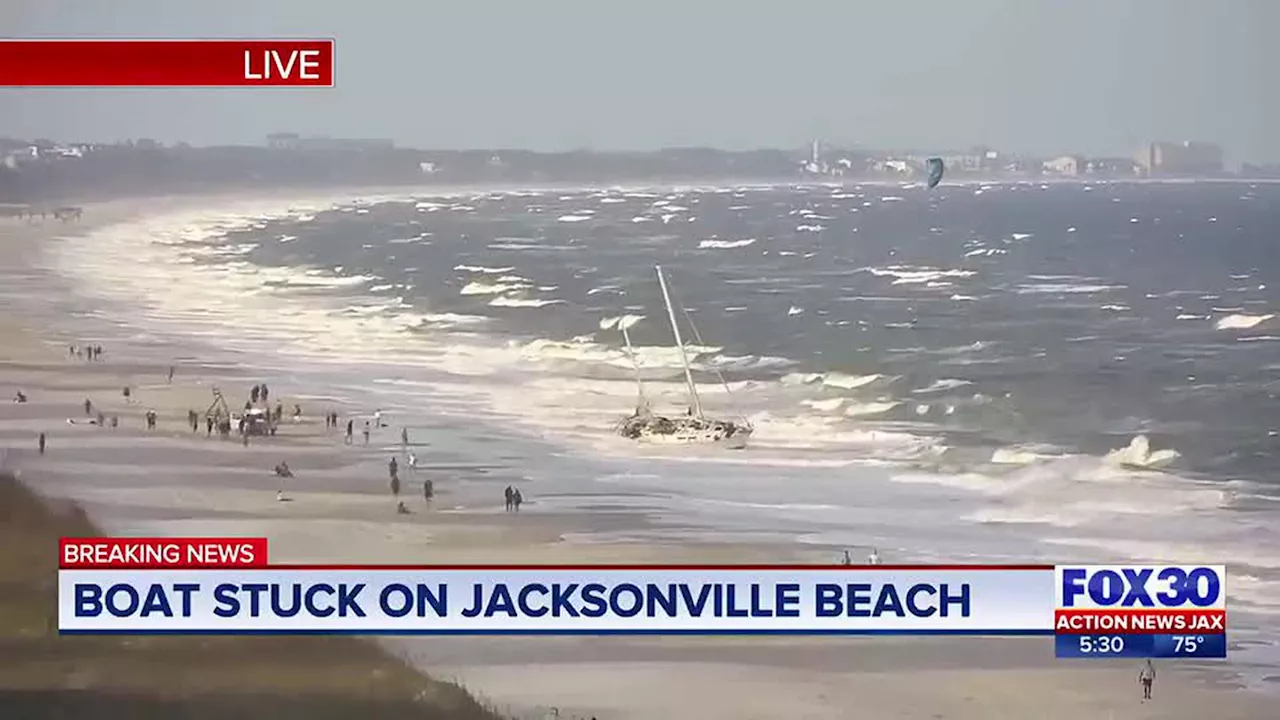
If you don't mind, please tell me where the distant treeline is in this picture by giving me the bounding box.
[0,144,808,203]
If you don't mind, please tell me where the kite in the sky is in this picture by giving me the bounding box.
[926,157,945,189]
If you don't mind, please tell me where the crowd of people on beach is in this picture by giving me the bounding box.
[24,354,545,523]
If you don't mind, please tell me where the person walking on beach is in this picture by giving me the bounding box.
[261,384,269,403]
[512,488,523,512]
[37,432,45,455]
[1139,659,1155,700]
[362,421,370,446]
[167,365,174,384]
[504,485,514,512]
[423,478,434,502]
[401,427,409,446]
[206,415,214,436]
[390,470,401,500]
[251,385,260,404]
[389,456,399,483]
[83,398,92,416]
[345,419,354,445]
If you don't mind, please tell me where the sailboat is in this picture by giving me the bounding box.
[609,265,753,449]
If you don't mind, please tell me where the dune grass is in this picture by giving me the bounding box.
[0,472,509,719]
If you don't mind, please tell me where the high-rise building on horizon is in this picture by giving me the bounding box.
[1136,141,1224,176]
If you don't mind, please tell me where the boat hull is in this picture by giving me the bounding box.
[617,413,752,450]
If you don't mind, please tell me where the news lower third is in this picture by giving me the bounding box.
[52,538,1228,659]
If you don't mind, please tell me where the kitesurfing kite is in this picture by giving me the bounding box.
[926,157,945,189]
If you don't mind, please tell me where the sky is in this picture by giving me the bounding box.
[2,0,1276,162]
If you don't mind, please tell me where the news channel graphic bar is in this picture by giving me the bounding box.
[57,539,1228,638]
[0,39,334,87]
[1055,633,1228,659]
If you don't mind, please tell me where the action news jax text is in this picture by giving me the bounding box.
[56,538,1227,658]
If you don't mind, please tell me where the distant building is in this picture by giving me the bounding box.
[266,133,394,152]
[266,132,301,150]
[1136,141,1224,176]
[1085,158,1140,177]
[1043,155,1084,176]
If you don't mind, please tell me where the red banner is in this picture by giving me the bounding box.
[1054,608,1226,635]
[0,39,334,87]
[60,537,270,568]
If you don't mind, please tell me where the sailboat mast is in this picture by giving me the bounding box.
[655,265,702,417]
[620,323,647,411]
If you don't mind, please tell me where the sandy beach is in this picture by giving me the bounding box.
[2,193,1276,719]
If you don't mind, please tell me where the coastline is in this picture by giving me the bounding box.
[2,189,1277,718]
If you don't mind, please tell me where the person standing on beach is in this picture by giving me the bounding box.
[389,456,399,483]
[261,384,269,403]
[841,550,852,566]
[423,478,434,502]
[401,427,409,446]
[345,419,354,445]
[206,415,214,436]
[167,365,174,384]
[251,385,260,404]
[362,421,370,446]
[504,485,514,512]
[37,432,45,455]
[390,469,401,499]
[512,488,523,512]
[1139,659,1155,700]
[83,398,92,415]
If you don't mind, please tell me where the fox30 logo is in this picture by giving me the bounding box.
[1055,565,1225,609]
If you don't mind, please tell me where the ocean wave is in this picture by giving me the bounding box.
[1216,313,1274,330]
[698,238,757,249]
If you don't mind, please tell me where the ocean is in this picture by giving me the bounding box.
[52,179,1280,685]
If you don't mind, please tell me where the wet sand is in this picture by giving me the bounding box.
[1,199,1277,719]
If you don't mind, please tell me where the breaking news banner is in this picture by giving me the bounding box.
[56,538,1226,659]
[0,39,334,87]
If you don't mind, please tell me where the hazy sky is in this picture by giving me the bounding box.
[2,1,1275,161]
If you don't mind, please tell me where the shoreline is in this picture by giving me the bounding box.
[2,189,1278,718]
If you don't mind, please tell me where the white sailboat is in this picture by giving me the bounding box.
[610,265,752,449]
